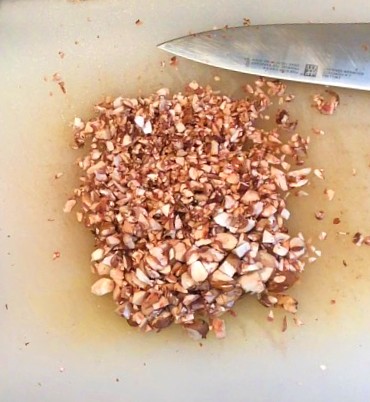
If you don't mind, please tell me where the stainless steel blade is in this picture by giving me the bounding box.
[158,24,370,90]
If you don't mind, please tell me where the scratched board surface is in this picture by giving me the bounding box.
[0,1,370,401]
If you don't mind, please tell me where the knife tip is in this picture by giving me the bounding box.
[157,41,169,51]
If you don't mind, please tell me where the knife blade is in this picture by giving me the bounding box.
[158,24,370,90]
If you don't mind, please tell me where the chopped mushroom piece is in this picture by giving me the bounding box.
[91,248,104,262]
[91,278,114,296]
[324,188,335,201]
[313,169,325,180]
[169,56,178,66]
[276,294,298,313]
[52,72,66,94]
[312,90,340,115]
[215,233,238,250]
[312,128,325,136]
[267,310,274,321]
[276,109,297,131]
[239,273,265,293]
[315,210,325,220]
[63,199,76,213]
[184,320,209,340]
[353,232,364,246]
[282,315,288,332]
[296,190,309,197]
[52,251,61,260]
[190,261,208,283]
[293,317,304,326]
[212,318,226,339]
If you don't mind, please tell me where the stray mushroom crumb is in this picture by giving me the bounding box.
[275,109,297,131]
[284,94,295,102]
[353,232,364,246]
[67,81,314,338]
[312,90,340,115]
[324,188,335,201]
[312,128,325,136]
[52,73,66,94]
[212,318,226,339]
[313,169,325,180]
[315,210,325,220]
[296,190,309,197]
[63,199,76,213]
[293,316,304,326]
[169,56,178,66]
[282,315,288,332]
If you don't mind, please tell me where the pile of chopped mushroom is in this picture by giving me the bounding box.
[68,80,312,339]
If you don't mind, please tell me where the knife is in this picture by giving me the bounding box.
[158,24,370,90]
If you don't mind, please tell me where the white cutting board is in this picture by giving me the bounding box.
[1,1,370,401]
